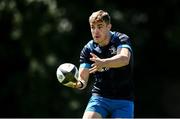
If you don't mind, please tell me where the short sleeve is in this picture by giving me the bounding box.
[115,32,133,52]
[79,41,93,68]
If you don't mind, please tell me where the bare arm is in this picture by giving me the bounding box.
[75,67,90,89]
[103,47,131,68]
[89,48,131,73]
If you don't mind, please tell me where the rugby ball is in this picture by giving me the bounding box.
[56,63,78,84]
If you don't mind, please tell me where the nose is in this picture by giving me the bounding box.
[93,27,99,34]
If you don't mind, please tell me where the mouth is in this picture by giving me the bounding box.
[95,35,100,39]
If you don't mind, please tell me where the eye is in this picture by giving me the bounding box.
[98,26,103,29]
[97,24,104,29]
[91,26,95,30]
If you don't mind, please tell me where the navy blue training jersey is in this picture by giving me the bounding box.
[80,31,134,100]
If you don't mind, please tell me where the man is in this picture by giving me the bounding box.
[67,10,134,118]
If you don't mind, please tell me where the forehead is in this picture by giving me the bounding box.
[90,21,106,26]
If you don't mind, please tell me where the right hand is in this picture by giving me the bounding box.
[63,81,77,88]
[63,80,82,89]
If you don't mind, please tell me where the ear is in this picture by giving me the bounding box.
[107,23,112,30]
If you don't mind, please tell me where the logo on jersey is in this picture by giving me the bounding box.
[99,67,110,72]
[94,47,102,53]
[109,46,117,55]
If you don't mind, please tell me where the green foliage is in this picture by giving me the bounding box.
[0,0,180,117]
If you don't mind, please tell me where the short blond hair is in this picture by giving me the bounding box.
[89,10,111,24]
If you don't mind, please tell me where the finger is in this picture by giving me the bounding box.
[91,63,95,67]
[64,82,76,88]
[90,57,96,62]
[89,66,97,73]
[89,65,97,71]
[90,53,98,58]
[89,68,97,74]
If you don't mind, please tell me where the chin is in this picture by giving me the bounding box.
[94,39,100,44]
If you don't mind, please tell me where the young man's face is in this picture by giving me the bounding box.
[90,21,111,45]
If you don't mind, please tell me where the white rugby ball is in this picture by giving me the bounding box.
[56,63,78,84]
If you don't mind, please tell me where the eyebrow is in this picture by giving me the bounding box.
[91,23,103,27]
[97,24,103,26]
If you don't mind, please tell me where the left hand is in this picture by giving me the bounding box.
[89,53,105,73]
